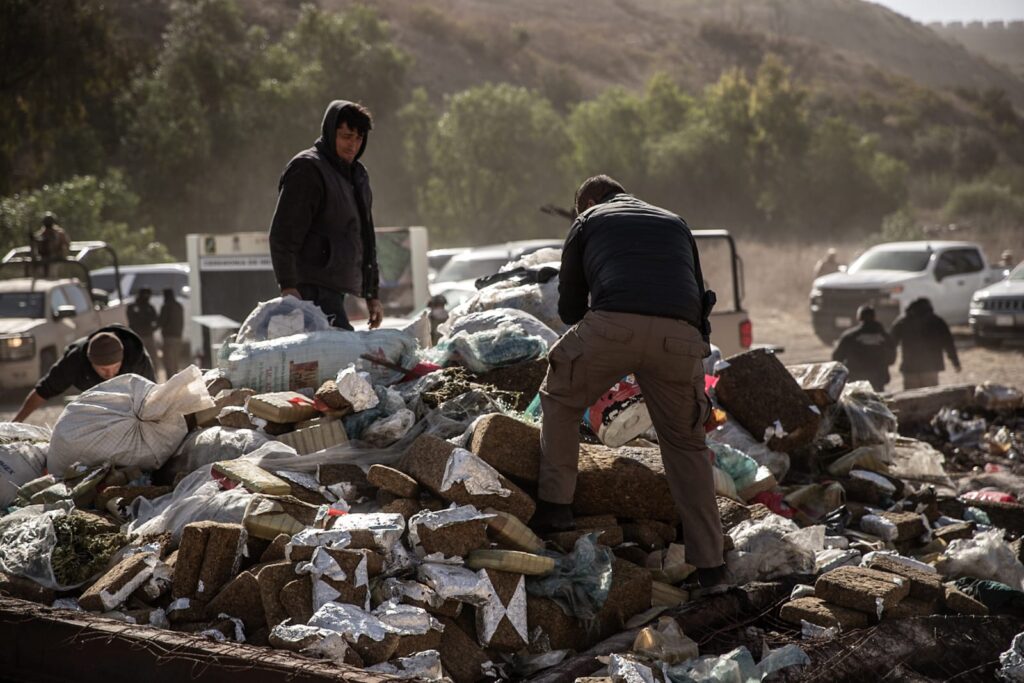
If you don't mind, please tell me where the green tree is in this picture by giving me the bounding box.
[122,0,409,250]
[568,87,648,188]
[0,173,172,265]
[0,0,144,194]
[418,84,572,243]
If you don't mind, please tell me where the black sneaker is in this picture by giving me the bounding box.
[531,500,575,533]
[691,565,732,599]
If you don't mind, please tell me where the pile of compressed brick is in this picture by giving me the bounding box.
[3,345,1024,683]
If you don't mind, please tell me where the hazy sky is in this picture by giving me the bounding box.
[872,0,1024,23]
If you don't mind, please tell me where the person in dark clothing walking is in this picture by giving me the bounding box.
[832,305,896,392]
[536,175,726,592]
[127,288,159,363]
[13,325,155,421]
[158,288,185,376]
[890,297,961,390]
[269,100,382,330]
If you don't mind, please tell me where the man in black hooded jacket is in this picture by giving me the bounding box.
[269,100,382,330]
[832,305,896,391]
[890,297,961,390]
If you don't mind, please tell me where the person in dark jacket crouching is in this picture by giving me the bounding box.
[890,297,961,390]
[269,100,383,330]
[13,325,155,422]
[832,305,896,392]
[535,175,728,594]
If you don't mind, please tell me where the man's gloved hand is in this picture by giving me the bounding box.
[367,298,384,329]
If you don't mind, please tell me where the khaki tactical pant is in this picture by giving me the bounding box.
[538,310,724,568]
[903,371,939,390]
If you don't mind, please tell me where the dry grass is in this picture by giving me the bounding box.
[738,238,861,313]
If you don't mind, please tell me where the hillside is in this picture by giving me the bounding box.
[274,0,1024,108]
[930,21,1024,78]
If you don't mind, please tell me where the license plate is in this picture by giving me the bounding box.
[835,316,852,328]
[996,315,1015,327]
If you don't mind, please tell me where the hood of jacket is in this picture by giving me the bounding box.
[315,100,369,169]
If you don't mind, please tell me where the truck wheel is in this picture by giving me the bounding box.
[39,348,57,377]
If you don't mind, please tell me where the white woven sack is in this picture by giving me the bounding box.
[47,365,214,474]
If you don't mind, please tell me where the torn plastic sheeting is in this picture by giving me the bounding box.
[609,654,657,683]
[936,529,1024,590]
[633,616,699,665]
[429,325,548,375]
[887,437,953,488]
[439,308,560,349]
[296,547,349,585]
[526,532,614,620]
[373,600,442,636]
[308,602,390,642]
[165,427,272,480]
[335,366,379,412]
[815,548,862,574]
[726,515,818,584]
[827,445,891,477]
[441,447,512,497]
[839,381,897,447]
[362,408,416,447]
[287,528,353,557]
[270,623,350,664]
[236,296,332,343]
[998,632,1024,682]
[367,650,446,680]
[706,418,790,482]
[710,443,759,491]
[127,464,252,541]
[417,562,491,605]
[378,578,449,611]
[933,407,988,448]
[665,644,809,683]
[330,513,405,551]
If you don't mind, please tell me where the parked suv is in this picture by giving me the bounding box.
[970,262,1024,346]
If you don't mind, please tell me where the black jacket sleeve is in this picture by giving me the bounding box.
[269,161,324,290]
[35,346,86,399]
[557,221,588,325]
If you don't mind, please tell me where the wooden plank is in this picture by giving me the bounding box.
[0,597,407,683]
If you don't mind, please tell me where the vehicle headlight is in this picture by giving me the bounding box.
[0,334,35,361]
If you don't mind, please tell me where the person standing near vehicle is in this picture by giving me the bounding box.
[534,175,727,592]
[814,248,842,280]
[158,288,184,377]
[127,288,159,364]
[12,325,154,422]
[269,100,383,330]
[32,213,71,277]
[831,305,896,392]
[890,297,961,390]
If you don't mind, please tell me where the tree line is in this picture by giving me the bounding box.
[2,0,1022,262]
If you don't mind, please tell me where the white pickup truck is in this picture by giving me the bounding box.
[810,240,1005,343]
[0,278,128,389]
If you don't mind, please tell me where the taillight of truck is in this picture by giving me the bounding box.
[740,319,753,348]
